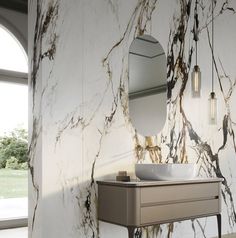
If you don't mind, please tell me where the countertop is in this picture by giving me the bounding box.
[97,177,224,187]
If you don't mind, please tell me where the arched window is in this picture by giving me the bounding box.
[0,24,28,229]
[0,24,28,131]
[0,24,27,73]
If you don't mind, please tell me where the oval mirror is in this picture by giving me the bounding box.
[128,35,167,136]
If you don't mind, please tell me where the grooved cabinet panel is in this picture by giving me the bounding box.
[141,183,219,205]
[141,199,219,225]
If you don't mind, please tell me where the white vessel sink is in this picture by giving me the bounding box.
[135,163,197,181]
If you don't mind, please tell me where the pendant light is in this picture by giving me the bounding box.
[208,0,217,124]
[191,0,201,98]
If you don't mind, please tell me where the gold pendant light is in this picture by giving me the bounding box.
[209,0,217,125]
[191,0,201,98]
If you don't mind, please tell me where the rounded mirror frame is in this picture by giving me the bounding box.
[128,35,167,136]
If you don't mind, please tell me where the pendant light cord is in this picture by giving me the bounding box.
[195,40,198,65]
[212,0,214,92]
[194,0,198,66]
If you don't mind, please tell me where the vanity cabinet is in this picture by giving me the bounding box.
[97,178,223,238]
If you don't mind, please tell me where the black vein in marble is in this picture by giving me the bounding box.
[165,0,236,234]
[81,1,158,237]
[29,0,59,232]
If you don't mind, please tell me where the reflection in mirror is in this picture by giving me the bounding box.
[128,35,167,136]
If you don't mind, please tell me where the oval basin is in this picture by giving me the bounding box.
[135,163,197,181]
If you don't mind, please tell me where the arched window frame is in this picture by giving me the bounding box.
[0,16,27,85]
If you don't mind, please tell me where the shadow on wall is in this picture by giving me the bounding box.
[40,174,123,237]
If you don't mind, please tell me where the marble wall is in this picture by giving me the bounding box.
[28,0,236,237]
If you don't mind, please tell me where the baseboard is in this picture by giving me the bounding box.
[222,234,236,238]
[212,233,236,238]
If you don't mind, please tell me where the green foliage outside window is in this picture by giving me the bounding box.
[0,128,28,170]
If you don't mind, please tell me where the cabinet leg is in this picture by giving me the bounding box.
[217,214,221,238]
[127,227,135,238]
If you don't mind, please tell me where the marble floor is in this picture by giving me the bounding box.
[222,234,236,238]
[0,227,27,238]
[213,234,236,238]
[0,227,234,238]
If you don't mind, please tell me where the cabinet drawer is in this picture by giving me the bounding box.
[141,183,219,205]
[141,199,219,225]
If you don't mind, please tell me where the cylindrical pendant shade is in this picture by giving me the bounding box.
[191,65,201,97]
[208,92,217,125]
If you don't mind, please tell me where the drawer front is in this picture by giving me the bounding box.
[141,199,219,225]
[141,183,219,205]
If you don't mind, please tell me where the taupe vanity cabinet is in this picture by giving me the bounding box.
[97,178,223,238]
